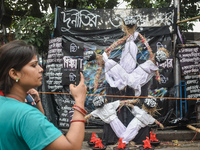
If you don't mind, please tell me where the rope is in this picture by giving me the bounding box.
[38,91,200,100]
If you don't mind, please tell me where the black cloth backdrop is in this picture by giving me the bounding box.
[44,8,177,141]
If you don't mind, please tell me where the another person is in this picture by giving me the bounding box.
[0,40,87,150]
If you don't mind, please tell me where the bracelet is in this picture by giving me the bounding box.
[72,104,87,116]
[158,122,160,126]
[35,99,41,104]
[70,120,86,123]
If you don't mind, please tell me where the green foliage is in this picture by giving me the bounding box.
[88,0,119,9]
[3,0,200,55]
[127,0,153,8]
[10,13,55,54]
[179,0,200,31]
[3,0,119,55]
[152,0,172,8]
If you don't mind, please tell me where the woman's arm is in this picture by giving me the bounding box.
[44,72,87,150]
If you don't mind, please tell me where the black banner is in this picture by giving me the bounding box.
[62,39,84,56]
[55,7,175,33]
[46,37,83,128]
[46,7,176,128]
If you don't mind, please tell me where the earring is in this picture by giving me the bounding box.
[16,78,19,82]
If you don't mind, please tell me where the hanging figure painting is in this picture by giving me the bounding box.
[85,96,139,138]
[85,96,164,149]
[85,16,169,96]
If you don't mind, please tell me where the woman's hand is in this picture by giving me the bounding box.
[69,72,87,107]
[27,88,40,101]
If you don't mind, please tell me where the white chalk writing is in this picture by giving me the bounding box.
[61,9,100,32]
[185,75,200,99]
[46,37,63,92]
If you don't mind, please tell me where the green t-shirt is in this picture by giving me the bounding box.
[0,95,62,150]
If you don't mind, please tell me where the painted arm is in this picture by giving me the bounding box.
[138,33,161,83]
[105,34,131,57]
[155,119,164,129]
[84,113,93,120]
[94,54,104,91]
[119,98,139,106]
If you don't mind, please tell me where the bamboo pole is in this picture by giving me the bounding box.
[177,16,200,24]
[187,125,200,133]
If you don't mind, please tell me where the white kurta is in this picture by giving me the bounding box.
[90,100,120,124]
[120,32,139,74]
[103,52,158,96]
[103,32,158,96]
[90,100,127,138]
[121,106,156,144]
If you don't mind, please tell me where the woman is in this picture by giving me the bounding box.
[0,40,87,150]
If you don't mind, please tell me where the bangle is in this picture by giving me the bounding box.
[72,104,87,116]
[70,120,86,123]
[35,99,41,104]
[158,122,160,126]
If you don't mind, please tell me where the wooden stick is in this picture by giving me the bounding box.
[187,125,200,133]
[177,16,200,24]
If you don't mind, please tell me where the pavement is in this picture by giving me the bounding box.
[63,128,200,150]
[81,140,200,150]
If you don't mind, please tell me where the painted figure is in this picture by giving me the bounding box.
[85,96,164,147]
[120,96,164,145]
[85,96,139,138]
[85,16,169,96]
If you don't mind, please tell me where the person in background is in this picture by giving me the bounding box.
[0,40,87,150]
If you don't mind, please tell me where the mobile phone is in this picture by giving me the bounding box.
[25,94,36,106]
[76,58,81,86]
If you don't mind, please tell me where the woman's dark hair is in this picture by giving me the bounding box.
[0,40,37,95]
